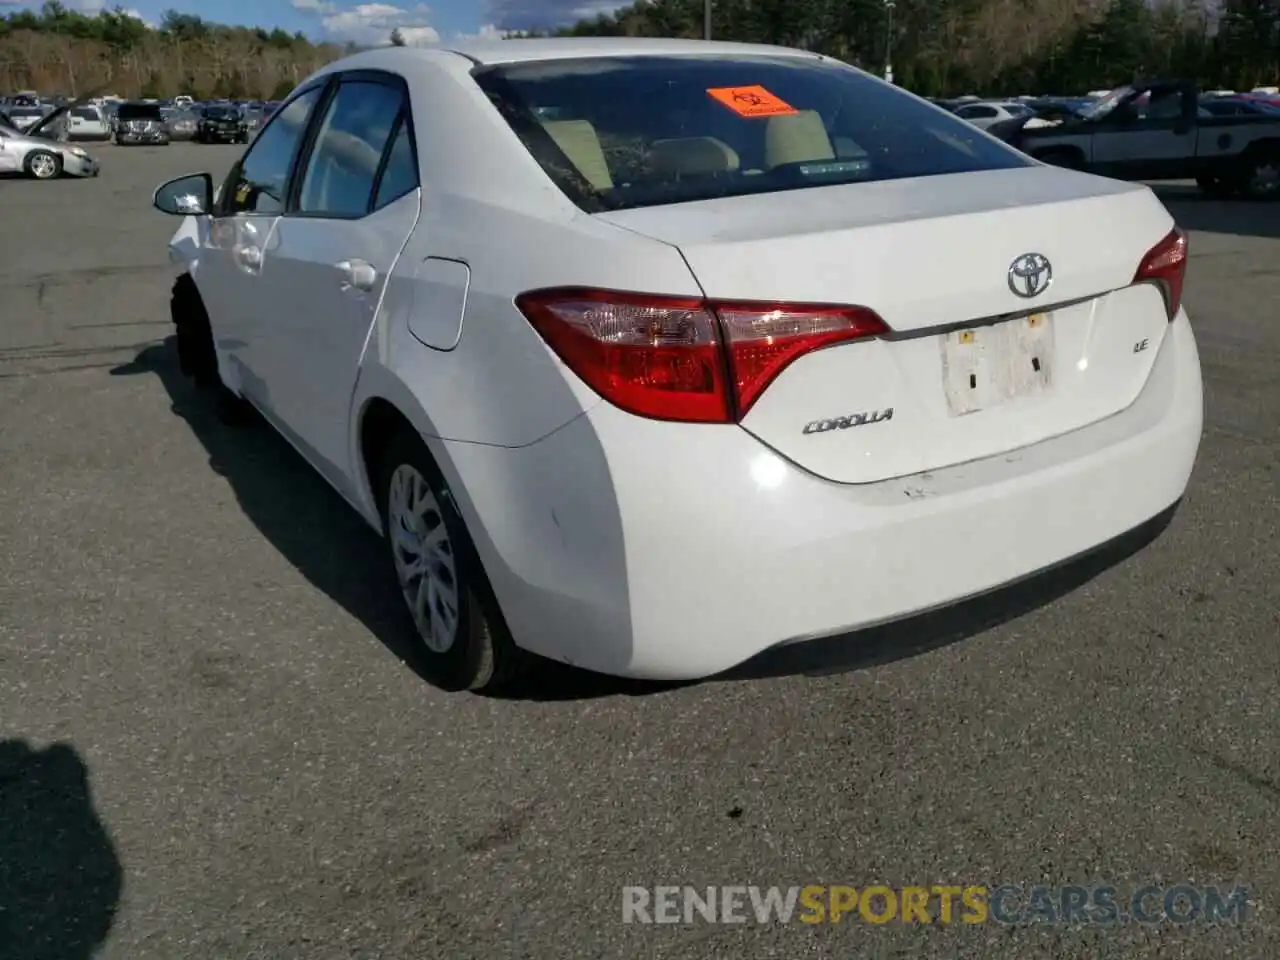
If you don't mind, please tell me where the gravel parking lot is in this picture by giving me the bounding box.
[1,144,1277,959]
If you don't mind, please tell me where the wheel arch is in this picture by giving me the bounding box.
[351,375,457,532]
[1241,135,1280,159]
[1029,143,1087,169]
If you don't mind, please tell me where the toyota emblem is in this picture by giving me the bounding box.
[1008,253,1053,299]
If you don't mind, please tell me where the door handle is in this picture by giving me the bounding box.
[335,258,378,292]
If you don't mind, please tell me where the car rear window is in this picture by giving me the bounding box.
[473,55,1031,213]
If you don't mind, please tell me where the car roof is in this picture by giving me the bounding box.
[373,37,822,68]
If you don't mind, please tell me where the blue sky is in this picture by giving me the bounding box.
[0,0,630,41]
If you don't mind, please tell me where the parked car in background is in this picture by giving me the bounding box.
[952,100,1035,129]
[1199,97,1280,117]
[5,106,47,132]
[67,104,111,141]
[195,104,248,143]
[991,79,1280,197]
[115,101,170,145]
[0,111,100,178]
[243,105,267,136]
[153,40,1201,691]
[167,108,199,140]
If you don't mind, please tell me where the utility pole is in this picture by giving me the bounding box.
[704,0,712,40]
[883,0,895,84]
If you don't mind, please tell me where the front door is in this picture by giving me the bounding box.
[0,130,20,173]
[198,84,330,409]
[253,76,421,490]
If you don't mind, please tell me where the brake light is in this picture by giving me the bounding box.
[1134,227,1188,320]
[516,288,889,423]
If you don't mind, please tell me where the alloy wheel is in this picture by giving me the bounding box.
[30,153,57,179]
[1248,161,1280,198]
[387,463,460,654]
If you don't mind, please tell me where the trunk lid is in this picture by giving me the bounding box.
[597,166,1177,484]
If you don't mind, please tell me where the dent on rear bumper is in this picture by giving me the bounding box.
[449,311,1203,682]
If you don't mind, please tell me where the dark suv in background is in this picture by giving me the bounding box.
[195,104,248,144]
[115,102,169,145]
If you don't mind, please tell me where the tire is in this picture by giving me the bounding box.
[1196,171,1237,198]
[170,276,255,426]
[376,429,521,692]
[1238,149,1280,200]
[25,149,62,180]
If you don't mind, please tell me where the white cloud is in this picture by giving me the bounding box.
[294,1,442,46]
[121,8,155,28]
[453,23,504,40]
[20,0,152,22]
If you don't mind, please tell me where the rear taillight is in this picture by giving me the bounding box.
[516,288,889,423]
[1134,227,1188,320]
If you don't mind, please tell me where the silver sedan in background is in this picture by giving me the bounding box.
[0,112,100,179]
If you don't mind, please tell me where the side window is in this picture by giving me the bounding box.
[223,86,324,215]
[373,116,419,211]
[297,80,405,218]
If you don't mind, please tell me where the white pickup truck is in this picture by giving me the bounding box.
[989,80,1280,199]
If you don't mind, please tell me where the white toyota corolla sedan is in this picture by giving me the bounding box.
[152,38,1203,691]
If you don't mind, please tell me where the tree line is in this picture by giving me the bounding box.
[538,0,1280,96]
[3,0,1278,101]
[0,2,349,100]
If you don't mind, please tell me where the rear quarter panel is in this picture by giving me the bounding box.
[351,54,702,451]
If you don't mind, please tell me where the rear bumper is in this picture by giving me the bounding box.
[448,310,1204,681]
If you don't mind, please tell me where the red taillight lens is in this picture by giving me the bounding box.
[516,288,731,423]
[716,302,889,415]
[1134,227,1188,320]
[516,288,889,423]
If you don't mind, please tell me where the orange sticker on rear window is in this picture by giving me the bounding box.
[706,85,799,118]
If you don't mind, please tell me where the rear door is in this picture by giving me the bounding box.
[252,71,420,488]
[1091,86,1198,179]
[195,83,329,403]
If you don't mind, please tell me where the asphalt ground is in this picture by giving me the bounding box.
[0,144,1277,959]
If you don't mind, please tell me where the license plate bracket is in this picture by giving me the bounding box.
[940,313,1055,417]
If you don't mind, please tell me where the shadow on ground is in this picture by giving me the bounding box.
[0,740,122,960]
[1151,187,1280,240]
[114,339,1178,702]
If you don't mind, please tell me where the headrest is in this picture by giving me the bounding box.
[764,110,835,168]
[649,137,741,178]
[541,119,613,190]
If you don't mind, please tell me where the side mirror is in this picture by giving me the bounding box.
[153,172,213,216]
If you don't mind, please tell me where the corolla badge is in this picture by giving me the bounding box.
[803,408,894,435]
[1008,252,1052,299]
